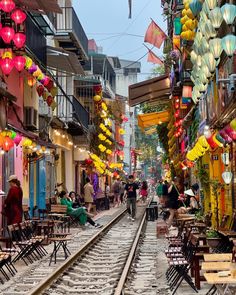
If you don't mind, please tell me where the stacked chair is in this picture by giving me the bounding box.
[165,226,198,294]
[7,221,47,266]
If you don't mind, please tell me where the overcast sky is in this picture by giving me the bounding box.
[74,0,166,81]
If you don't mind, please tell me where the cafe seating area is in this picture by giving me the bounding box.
[163,211,236,294]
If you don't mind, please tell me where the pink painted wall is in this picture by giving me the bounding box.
[14,146,23,185]
[6,69,24,128]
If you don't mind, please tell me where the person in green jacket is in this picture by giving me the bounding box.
[59,191,87,225]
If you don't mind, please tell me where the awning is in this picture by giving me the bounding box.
[15,0,62,13]
[129,74,171,107]
[137,111,169,129]
[47,46,85,75]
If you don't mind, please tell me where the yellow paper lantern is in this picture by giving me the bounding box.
[93,95,101,102]
[182,24,188,31]
[186,8,194,19]
[2,51,12,59]
[50,86,58,97]
[101,102,107,111]
[33,67,42,78]
[181,15,189,24]
[182,9,187,16]
[119,128,125,135]
[22,138,33,147]
[106,149,112,155]
[27,77,36,87]
[185,19,194,30]
[173,35,181,48]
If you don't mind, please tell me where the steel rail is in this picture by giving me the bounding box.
[28,208,127,295]
[114,206,147,295]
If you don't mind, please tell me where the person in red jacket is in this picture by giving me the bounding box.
[4,175,23,225]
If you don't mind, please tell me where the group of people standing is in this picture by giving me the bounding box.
[156,178,200,228]
[3,173,148,228]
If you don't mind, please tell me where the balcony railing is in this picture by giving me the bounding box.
[55,7,88,59]
[82,74,116,99]
[26,16,46,65]
[55,95,89,130]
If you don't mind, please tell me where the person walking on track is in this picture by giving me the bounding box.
[124,175,139,221]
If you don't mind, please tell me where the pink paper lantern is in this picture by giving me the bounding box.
[13,32,26,48]
[1,26,15,43]
[13,134,22,146]
[0,0,15,13]
[14,55,26,72]
[11,9,26,24]
[0,57,14,76]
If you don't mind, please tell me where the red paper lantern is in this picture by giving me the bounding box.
[174,110,180,118]
[46,95,53,106]
[2,136,14,152]
[45,79,53,91]
[14,55,26,72]
[93,84,102,94]
[11,9,26,24]
[0,58,14,75]
[13,32,26,48]
[0,0,15,13]
[36,85,44,97]
[1,27,15,43]
[85,159,93,166]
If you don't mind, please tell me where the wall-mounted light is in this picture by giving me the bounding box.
[222,171,233,185]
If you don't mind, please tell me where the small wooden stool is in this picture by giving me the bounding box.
[49,237,71,266]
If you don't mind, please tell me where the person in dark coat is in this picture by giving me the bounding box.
[4,175,23,225]
[166,177,180,227]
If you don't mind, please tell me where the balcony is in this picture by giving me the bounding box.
[55,7,88,61]
[55,95,89,132]
[80,74,116,99]
[26,16,46,65]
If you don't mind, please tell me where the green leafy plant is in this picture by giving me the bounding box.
[195,211,204,222]
[209,179,224,229]
[206,229,220,238]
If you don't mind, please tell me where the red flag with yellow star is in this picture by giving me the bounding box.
[144,20,167,49]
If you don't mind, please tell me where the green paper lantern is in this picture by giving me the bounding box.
[174,18,182,35]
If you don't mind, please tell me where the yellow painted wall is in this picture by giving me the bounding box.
[207,147,233,228]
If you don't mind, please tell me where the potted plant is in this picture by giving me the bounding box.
[206,229,221,248]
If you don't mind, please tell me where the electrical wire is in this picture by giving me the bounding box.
[106,0,153,51]
[97,33,144,42]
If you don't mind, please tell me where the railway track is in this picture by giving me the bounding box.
[1,200,163,295]
[30,204,148,295]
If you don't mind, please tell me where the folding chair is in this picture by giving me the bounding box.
[7,224,40,265]
[166,228,198,294]
[20,221,47,256]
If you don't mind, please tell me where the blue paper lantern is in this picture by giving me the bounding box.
[189,0,202,16]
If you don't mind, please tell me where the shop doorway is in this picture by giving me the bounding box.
[29,157,46,216]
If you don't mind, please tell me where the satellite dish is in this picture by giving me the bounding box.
[0,100,6,130]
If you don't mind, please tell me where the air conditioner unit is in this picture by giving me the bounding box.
[24,107,38,130]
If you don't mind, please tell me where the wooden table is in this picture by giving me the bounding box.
[204,253,232,262]
[202,262,231,271]
[49,237,71,266]
[204,272,236,295]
